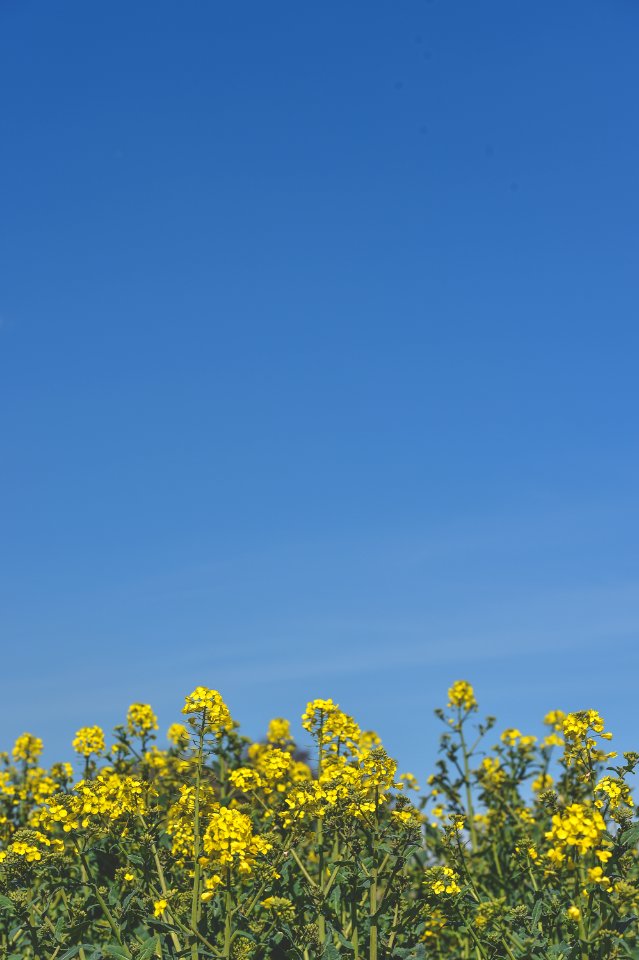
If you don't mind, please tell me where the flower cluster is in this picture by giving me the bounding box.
[182,686,233,735]
[127,703,159,737]
[12,734,44,764]
[447,680,477,712]
[72,726,105,757]
[200,806,273,897]
[0,684,636,960]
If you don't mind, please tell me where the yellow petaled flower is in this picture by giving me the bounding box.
[39,799,79,833]
[500,728,521,746]
[567,905,581,921]
[301,699,361,754]
[519,734,537,748]
[153,898,168,918]
[51,762,74,783]
[182,687,233,735]
[562,711,616,768]
[392,805,423,828]
[516,807,535,825]
[229,767,264,792]
[126,703,158,737]
[479,756,505,788]
[359,730,382,752]
[595,849,612,863]
[399,772,420,791]
[167,722,190,747]
[201,874,224,902]
[447,681,477,712]
[12,733,44,764]
[563,710,605,739]
[544,710,566,731]
[427,866,462,896]
[144,746,169,773]
[166,783,217,862]
[532,773,554,792]
[595,775,634,811]
[201,805,273,875]
[72,726,105,758]
[260,896,295,920]
[545,802,606,856]
[124,871,135,882]
[543,733,564,748]
[73,773,147,826]
[9,841,42,861]
[267,718,291,743]
[257,747,291,778]
[587,866,611,888]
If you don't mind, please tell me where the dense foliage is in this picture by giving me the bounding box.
[1,682,638,960]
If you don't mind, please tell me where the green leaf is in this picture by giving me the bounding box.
[620,824,639,848]
[137,937,160,960]
[322,943,341,960]
[102,946,131,959]
[0,894,15,912]
[57,948,82,960]
[531,898,544,924]
[54,915,66,941]
[335,929,355,951]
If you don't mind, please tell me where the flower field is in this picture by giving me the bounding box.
[1,683,638,960]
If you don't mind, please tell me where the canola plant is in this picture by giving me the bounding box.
[1,682,638,959]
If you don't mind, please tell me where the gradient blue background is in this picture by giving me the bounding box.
[1,1,638,776]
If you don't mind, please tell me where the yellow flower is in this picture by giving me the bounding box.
[260,896,295,920]
[201,874,224,902]
[267,718,292,744]
[153,898,168,918]
[543,733,564,748]
[12,733,44,764]
[544,710,566,731]
[73,773,147,826]
[447,681,477,712]
[532,773,554,792]
[302,699,361,753]
[479,757,505,788]
[72,726,105,758]
[561,711,617,768]
[228,767,264,792]
[427,866,462,896]
[182,687,233,735]
[500,728,521,746]
[201,805,273,875]
[595,849,612,863]
[587,866,611,888]
[595,775,633,811]
[167,723,190,747]
[126,703,158,737]
[398,772,420,791]
[567,905,581,921]
[545,803,606,856]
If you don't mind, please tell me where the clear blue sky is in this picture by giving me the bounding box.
[1,1,638,777]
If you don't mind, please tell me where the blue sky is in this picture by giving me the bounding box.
[1,1,638,777]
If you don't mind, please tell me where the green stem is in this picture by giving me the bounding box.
[369,859,378,960]
[459,717,478,852]
[316,717,326,950]
[190,717,206,960]
[139,815,183,954]
[223,871,233,959]
[369,791,379,960]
